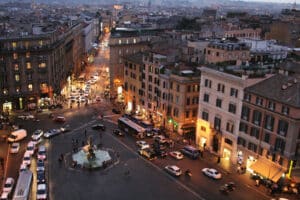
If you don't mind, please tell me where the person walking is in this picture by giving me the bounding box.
[84,129,87,138]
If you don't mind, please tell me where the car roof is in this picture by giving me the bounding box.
[37,184,46,190]
[12,142,20,146]
[5,177,13,183]
[184,145,197,150]
[169,165,180,170]
[38,145,46,151]
[0,192,8,198]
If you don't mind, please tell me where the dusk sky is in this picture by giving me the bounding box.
[242,0,296,3]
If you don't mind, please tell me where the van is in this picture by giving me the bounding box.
[7,129,27,142]
[180,145,200,159]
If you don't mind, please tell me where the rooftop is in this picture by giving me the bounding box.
[245,74,300,108]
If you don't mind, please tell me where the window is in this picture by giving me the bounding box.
[277,120,288,137]
[148,85,152,92]
[230,88,238,98]
[248,142,257,152]
[38,40,43,46]
[228,103,236,114]
[26,62,31,69]
[252,110,262,126]
[202,111,209,121]
[15,74,20,82]
[176,84,180,92]
[274,138,285,154]
[226,122,234,133]
[186,98,190,105]
[217,83,225,93]
[238,137,246,147]
[187,85,191,92]
[264,132,270,143]
[170,82,173,89]
[148,75,152,82]
[14,64,19,71]
[281,106,289,115]
[12,42,17,49]
[204,79,212,88]
[27,73,32,81]
[256,97,263,106]
[3,89,8,95]
[250,127,259,139]
[13,53,18,59]
[244,93,251,102]
[118,39,122,44]
[264,115,274,131]
[185,111,189,118]
[239,122,248,133]
[28,84,33,91]
[268,101,276,111]
[175,96,179,104]
[173,107,179,117]
[225,138,233,145]
[203,93,209,102]
[214,117,221,130]
[16,87,20,93]
[26,52,30,58]
[241,106,250,120]
[216,98,222,108]
[39,63,46,68]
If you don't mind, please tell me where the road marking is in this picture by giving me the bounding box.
[244,183,270,199]
[104,130,206,200]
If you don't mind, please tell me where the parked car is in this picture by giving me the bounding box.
[10,143,20,154]
[113,129,124,136]
[136,141,150,149]
[180,145,200,159]
[36,160,45,172]
[17,114,35,120]
[138,148,156,160]
[2,177,14,194]
[37,171,46,184]
[31,129,43,141]
[22,152,31,166]
[44,129,61,138]
[112,108,121,114]
[169,151,184,160]
[92,123,105,131]
[164,165,182,177]
[53,116,66,123]
[26,141,35,156]
[202,168,222,180]
[19,163,27,173]
[36,184,47,200]
[37,145,46,160]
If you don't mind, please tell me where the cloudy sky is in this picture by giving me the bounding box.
[243,0,296,3]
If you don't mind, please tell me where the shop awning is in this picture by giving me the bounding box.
[250,160,286,183]
[181,123,196,130]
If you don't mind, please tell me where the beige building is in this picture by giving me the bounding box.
[196,67,265,163]
[205,40,250,66]
[123,51,200,138]
[224,28,261,39]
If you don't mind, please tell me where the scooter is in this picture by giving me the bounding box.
[185,170,192,177]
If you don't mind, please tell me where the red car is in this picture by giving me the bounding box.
[54,116,66,123]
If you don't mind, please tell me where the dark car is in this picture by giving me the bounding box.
[113,129,124,136]
[92,123,105,131]
[60,124,71,133]
[112,108,121,114]
[37,171,46,184]
[155,150,167,158]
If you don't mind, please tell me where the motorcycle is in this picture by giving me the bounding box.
[185,170,192,177]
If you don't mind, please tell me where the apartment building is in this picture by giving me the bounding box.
[123,51,200,137]
[239,73,300,181]
[224,28,261,39]
[205,40,250,66]
[0,22,84,111]
[196,67,266,163]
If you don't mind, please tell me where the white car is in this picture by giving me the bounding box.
[17,114,35,120]
[31,129,43,141]
[0,192,9,200]
[10,142,20,154]
[44,129,61,138]
[22,152,31,166]
[136,141,150,149]
[19,163,27,173]
[165,165,182,177]
[169,151,184,160]
[3,177,14,194]
[202,168,222,180]
[26,141,35,156]
[36,184,47,200]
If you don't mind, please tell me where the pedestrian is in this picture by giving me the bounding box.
[84,129,87,138]
[255,179,260,187]
[76,139,79,145]
[217,156,221,164]
[82,141,85,146]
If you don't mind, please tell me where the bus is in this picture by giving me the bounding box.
[12,170,33,200]
[118,117,145,139]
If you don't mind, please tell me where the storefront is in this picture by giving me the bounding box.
[2,102,12,113]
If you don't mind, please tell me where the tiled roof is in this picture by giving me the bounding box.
[245,74,300,108]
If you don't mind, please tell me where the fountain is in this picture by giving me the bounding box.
[72,136,112,169]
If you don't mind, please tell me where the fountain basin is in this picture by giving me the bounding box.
[72,148,111,169]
